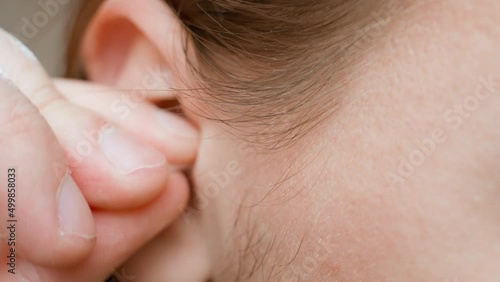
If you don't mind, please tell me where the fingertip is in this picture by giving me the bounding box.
[165,170,191,215]
[64,170,191,275]
[155,110,200,164]
[59,119,171,210]
[100,127,167,175]
[52,233,97,268]
[71,158,171,210]
[53,79,200,165]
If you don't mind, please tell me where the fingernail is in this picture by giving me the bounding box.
[57,173,96,239]
[156,110,198,139]
[101,127,166,174]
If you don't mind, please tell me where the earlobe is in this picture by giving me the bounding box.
[122,218,213,281]
[82,0,188,99]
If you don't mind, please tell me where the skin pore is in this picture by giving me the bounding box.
[64,0,500,280]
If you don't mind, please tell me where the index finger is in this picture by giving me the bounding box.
[0,29,176,209]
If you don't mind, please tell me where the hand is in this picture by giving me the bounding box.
[0,29,198,281]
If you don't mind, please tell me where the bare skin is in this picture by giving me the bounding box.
[1,0,499,281]
[85,0,498,281]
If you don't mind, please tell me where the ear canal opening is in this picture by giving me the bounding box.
[154,99,183,114]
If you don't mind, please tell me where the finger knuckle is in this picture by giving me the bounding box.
[31,82,65,115]
[0,92,45,138]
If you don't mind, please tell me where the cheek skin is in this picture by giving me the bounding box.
[188,0,500,281]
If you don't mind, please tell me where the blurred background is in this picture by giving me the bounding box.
[0,0,83,76]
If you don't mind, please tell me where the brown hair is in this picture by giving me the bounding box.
[67,0,383,148]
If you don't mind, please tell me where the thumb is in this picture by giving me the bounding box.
[0,75,96,271]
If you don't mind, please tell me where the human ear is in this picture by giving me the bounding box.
[81,0,191,100]
[80,0,212,279]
